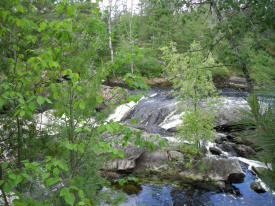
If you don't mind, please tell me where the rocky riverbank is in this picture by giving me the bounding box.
[99,86,270,192]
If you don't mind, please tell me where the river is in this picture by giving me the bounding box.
[104,88,275,206]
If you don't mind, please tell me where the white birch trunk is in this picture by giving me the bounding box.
[129,0,134,73]
[108,0,114,63]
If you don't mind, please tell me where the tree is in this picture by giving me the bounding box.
[107,0,115,64]
[0,1,138,205]
[161,41,218,166]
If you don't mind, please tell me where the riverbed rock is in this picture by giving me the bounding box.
[168,151,184,161]
[218,142,238,156]
[167,127,177,133]
[106,144,144,172]
[104,77,172,88]
[97,85,129,111]
[228,76,248,89]
[134,149,169,173]
[233,144,256,158]
[218,141,256,158]
[131,124,172,136]
[250,182,266,193]
[122,93,177,128]
[209,147,222,156]
[145,77,172,88]
[252,166,267,177]
[179,157,245,188]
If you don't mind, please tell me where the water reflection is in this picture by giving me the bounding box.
[119,171,275,206]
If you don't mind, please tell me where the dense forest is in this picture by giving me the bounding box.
[0,0,274,205]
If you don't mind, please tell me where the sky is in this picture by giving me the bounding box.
[98,0,140,13]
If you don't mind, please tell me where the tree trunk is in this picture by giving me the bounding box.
[108,0,114,64]
[210,0,255,93]
[0,165,9,206]
[68,85,75,177]
[129,0,134,74]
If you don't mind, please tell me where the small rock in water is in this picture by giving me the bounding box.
[252,166,267,176]
[168,151,184,161]
[250,182,266,193]
[167,127,177,133]
[218,142,238,156]
[234,144,256,158]
[209,147,222,156]
[214,135,228,144]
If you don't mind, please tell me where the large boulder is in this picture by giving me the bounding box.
[179,157,245,188]
[103,128,169,172]
[168,151,184,161]
[233,144,256,158]
[217,142,238,156]
[133,149,170,173]
[105,144,144,172]
[217,141,256,158]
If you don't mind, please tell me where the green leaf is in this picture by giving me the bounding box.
[46,177,61,187]
[65,142,74,150]
[60,188,75,206]
[21,173,30,180]
[65,192,75,205]
[79,101,85,110]
[96,96,104,104]
[60,187,69,196]
[0,98,5,108]
[58,160,68,171]
[53,168,60,176]
[75,127,82,132]
[16,5,24,13]
[92,144,99,153]
[37,96,45,105]
[8,173,17,180]
[70,73,79,82]
[39,22,46,32]
[19,110,25,117]
[78,189,85,199]
[76,86,82,92]
[45,98,53,104]
[29,101,37,111]
[2,162,8,169]
[61,70,67,76]
[117,150,124,158]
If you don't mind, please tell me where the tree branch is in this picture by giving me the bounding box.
[189,64,232,70]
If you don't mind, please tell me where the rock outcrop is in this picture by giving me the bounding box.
[179,158,245,188]
[250,182,266,193]
[104,128,245,190]
[98,85,128,111]
[209,147,222,156]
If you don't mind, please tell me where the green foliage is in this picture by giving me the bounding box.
[109,1,210,78]
[123,73,150,90]
[244,92,275,191]
[114,177,139,186]
[161,41,218,159]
